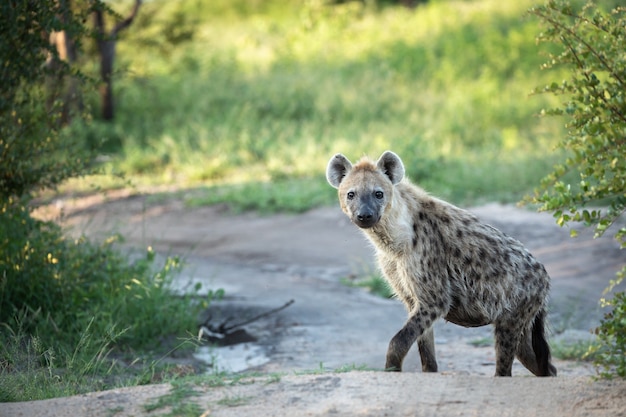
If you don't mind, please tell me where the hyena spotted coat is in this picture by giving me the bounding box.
[326,150,557,377]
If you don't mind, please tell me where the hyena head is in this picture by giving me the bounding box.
[326,151,405,229]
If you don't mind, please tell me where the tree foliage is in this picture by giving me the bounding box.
[0,3,204,399]
[528,0,625,378]
[0,0,95,200]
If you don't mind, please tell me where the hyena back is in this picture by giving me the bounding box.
[326,150,557,377]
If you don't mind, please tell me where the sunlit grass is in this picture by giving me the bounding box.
[75,0,570,210]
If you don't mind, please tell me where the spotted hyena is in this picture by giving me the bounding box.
[326,150,557,377]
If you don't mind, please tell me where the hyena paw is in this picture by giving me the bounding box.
[385,357,403,372]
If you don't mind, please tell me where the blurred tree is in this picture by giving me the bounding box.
[0,0,96,200]
[528,0,625,378]
[44,0,81,125]
[331,0,427,7]
[1,0,95,332]
[93,0,142,121]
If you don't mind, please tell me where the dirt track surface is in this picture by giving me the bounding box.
[5,191,625,416]
[3,373,626,417]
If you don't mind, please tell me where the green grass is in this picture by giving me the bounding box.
[341,271,395,299]
[551,340,598,362]
[468,337,494,348]
[70,0,571,211]
[216,395,252,407]
[184,177,337,214]
[0,204,215,402]
[144,380,203,417]
[0,311,201,402]
[143,371,283,415]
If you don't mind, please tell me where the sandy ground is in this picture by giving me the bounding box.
[3,373,625,417]
[2,190,625,416]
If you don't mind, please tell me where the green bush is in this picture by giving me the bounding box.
[0,204,193,348]
[0,1,211,400]
[0,1,95,200]
[528,0,625,378]
[0,203,207,400]
[592,292,626,378]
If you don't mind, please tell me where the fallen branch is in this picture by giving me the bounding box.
[198,299,295,342]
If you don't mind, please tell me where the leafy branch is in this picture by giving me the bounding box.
[528,0,626,378]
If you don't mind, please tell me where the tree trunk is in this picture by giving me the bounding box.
[95,29,115,120]
[93,0,142,121]
[46,0,81,125]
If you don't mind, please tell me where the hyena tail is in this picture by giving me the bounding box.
[531,309,557,377]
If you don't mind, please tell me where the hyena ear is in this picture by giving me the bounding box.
[377,151,405,185]
[326,153,353,189]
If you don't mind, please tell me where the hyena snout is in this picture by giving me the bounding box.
[352,198,381,229]
[354,209,378,228]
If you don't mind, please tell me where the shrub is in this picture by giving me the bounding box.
[593,292,626,378]
[0,1,95,200]
[528,0,626,378]
[0,1,210,400]
[0,203,207,400]
[0,204,195,348]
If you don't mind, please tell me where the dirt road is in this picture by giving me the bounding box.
[3,373,625,417]
[3,191,624,416]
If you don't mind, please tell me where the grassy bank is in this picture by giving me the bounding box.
[0,217,209,401]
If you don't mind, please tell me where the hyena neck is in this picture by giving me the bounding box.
[363,183,418,254]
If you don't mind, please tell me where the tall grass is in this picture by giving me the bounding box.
[73,0,569,209]
[0,205,209,401]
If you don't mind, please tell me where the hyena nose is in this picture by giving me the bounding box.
[355,209,377,228]
[357,212,373,222]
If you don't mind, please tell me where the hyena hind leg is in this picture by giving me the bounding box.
[516,312,557,377]
[493,323,523,377]
[417,326,438,372]
[516,333,544,376]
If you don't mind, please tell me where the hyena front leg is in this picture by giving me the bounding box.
[386,308,439,372]
[418,326,438,372]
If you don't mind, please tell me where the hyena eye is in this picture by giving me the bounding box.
[374,191,384,199]
[347,191,355,200]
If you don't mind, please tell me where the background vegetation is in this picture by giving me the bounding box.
[528,0,625,378]
[77,0,571,209]
[0,0,209,401]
